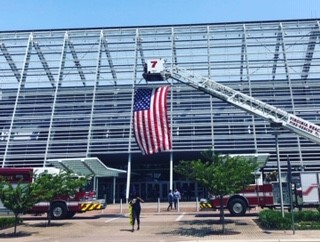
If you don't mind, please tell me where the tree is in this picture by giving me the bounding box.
[0,178,42,235]
[33,171,89,225]
[175,150,259,233]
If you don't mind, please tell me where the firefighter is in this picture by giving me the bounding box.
[129,192,144,232]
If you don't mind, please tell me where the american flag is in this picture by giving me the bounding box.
[133,86,171,155]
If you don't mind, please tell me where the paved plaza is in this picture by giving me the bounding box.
[0,202,319,242]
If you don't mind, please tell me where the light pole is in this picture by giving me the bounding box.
[271,122,285,217]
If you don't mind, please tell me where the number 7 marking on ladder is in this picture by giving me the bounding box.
[151,60,158,68]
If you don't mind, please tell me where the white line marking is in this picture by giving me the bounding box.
[176,212,186,221]
[105,216,122,223]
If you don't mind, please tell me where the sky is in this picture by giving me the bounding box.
[0,0,319,31]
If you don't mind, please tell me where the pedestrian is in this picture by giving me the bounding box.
[167,189,173,211]
[129,192,144,232]
[173,188,181,209]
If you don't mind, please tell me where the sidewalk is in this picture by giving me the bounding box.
[105,200,201,214]
[95,201,320,241]
[1,202,319,242]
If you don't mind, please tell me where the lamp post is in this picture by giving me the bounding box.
[271,122,285,217]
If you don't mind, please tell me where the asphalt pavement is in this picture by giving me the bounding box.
[0,202,319,242]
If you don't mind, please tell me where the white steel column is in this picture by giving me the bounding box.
[279,23,304,169]
[43,32,68,166]
[2,33,33,167]
[86,31,103,156]
[242,24,257,150]
[207,25,215,150]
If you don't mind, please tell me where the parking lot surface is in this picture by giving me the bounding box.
[1,202,320,242]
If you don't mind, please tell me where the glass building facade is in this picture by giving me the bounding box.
[0,19,320,198]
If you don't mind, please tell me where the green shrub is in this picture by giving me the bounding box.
[259,209,320,230]
[294,210,320,222]
[297,221,320,230]
[259,210,291,229]
[0,217,22,230]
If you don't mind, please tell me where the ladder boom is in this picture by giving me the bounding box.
[168,66,320,144]
[143,59,320,144]
[169,66,289,123]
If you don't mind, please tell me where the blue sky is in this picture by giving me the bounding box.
[0,0,319,31]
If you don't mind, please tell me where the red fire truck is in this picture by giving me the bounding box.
[203,171,320,216]
[0,167,105,219]
[199,172,274,216]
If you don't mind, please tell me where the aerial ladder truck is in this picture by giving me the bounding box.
[142,59,320,216]
[143,58,320,145]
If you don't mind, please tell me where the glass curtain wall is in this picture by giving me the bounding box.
[0,19,319,171]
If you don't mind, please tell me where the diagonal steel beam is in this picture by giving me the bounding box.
[33,41,55,87]
[137,36,145,67]
[301,22,320,80]
[272,30,281,81]
[67,40,86,86]
[102,36,117,85]
[240,33,245,81]
[171,28,178,65]
[0,43,21,82]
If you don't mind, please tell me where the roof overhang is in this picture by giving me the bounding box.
[48,157,126,178]
[229,153,270,168]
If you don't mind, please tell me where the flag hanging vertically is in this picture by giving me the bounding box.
[133,86,171,155]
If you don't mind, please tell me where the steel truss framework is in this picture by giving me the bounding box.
[0,19,320,171]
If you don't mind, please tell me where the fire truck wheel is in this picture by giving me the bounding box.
[51,202,67,219]
[228,198,247,216]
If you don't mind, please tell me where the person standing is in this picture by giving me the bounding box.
[129,192,144,232]
[173,188,181,210]
[167,190,173,211]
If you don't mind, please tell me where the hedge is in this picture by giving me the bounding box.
[0,217,23,230]
[259,209,320,230]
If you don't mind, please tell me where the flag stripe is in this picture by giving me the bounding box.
[133,86,171,155]
[154,88,163,151]
[158,87,166,151]
[162,86,170,150]
[149,89,157,154]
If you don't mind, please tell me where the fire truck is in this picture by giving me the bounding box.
[205,171,320,216]
[0,167,105,219]
[208,172,275,216]
[293,172,320,209]
[143,59,320,215]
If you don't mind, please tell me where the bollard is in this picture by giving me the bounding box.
[120,198,123,214]
[157,197,160,213]
[177,198,180,212]
[196,197,199,212]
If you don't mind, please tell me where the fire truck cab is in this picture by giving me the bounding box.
[203,171,274,216]
[0,167,104,219]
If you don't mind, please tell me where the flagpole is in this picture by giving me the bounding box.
[170,152,173,190]
[169,85,173,191]
[169,44,174,191]
[126,153,132,203]
[126,29,139,203]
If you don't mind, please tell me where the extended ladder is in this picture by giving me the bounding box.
[166,66,320,144]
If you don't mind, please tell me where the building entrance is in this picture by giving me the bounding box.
[103,180,204,203]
